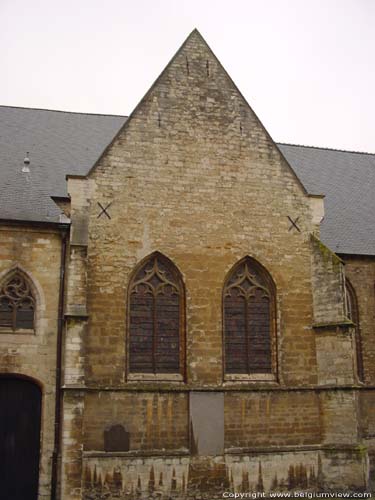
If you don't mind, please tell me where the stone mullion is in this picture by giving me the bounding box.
[152,292,157,374]
[12,302,17,331]
[245,295,251,375]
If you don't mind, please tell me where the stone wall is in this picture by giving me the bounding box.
[225,391,321,448]
[0,224,63,499]
[72,30,318,389]
[81,449,368,499]
[343,256,375,384]
[310,235,346,326]
[83,391,189,452]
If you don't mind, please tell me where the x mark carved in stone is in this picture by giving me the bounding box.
[97,202,112,219]
[287,216,301,232]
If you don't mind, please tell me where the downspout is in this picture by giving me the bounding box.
[51,228,68,500]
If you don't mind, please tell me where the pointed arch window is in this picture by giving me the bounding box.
[345,280,364,382]
[128,253,184,376]
[223,257,276,378]
[0,272,35,332]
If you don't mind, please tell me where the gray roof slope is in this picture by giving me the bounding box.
[0,106,374,255]
[279,144,375,255]
[0,106,126,223]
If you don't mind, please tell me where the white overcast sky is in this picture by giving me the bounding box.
[1,0,374,152]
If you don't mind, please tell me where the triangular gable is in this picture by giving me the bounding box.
[82,29,307,195]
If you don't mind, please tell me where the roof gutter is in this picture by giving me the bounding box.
[0,218,70,231]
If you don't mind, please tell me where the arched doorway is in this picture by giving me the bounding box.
[0,376,42,499]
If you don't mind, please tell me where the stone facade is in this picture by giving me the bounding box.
[1,30,374,499]
[0,224,65,499]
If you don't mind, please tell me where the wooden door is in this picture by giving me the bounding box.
[0,377,42,500]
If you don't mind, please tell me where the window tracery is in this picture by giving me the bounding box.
[224,257,275,376]
[128,253,184,374]
[0,273,35,331]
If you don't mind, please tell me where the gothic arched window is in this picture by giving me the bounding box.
[345,280,364,382]
[128,253,184,375]
[224,257,276,377]
[0,272,35,331]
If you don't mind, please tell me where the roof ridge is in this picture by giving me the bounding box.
[0,104,128,119]
[277,142,375,156]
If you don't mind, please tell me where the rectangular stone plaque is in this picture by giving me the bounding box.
[189,391,224,456]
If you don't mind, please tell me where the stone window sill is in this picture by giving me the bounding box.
[224,373,277,382]
[0,327,35,335]
[127,373,184,383]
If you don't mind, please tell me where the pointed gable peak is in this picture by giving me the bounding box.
[85,29,308,194]
[165,28,224,71]
[176,28,217,60]
[181,27,203,40]
[185,27,206,42]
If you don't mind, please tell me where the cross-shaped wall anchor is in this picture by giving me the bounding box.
[287,216,301,232]
[97,202,112,219]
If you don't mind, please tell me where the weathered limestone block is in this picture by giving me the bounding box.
[311,235,346,326]
[320,390,358,445]
[187,456,228,498]
[226,449,367,493]
[226,451,321,493]
[320,449,368,491]
[64,318,87,386]
[82,455,190,499]
[190,392,224,455]
[61,391,85,500]
[315,330,356,385]
[225,391,321,449]
[68,178,94,246]
[359,391,375,440]
[83,392,189,452]
[81,449,368,499]
[66,245,88,316]
[65,244,88,386]
[311,236,356,384]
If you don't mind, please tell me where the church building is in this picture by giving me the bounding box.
[0,30,374,499]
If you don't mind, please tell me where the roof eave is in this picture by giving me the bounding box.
[0,218,70,231]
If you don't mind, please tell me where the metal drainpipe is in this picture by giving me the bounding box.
[51,228,68,500]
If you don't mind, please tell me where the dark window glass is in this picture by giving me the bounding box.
[128,254,183,374]
[224,257,275,375]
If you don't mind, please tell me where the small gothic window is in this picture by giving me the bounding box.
[224,257,275,375]
[0,272,35,331]
[345,280,364,382]
[128,253,184,374]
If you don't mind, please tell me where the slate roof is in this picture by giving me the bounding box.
[278,144,375,255]
[0,106,126,223]
[0,105,374,255]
